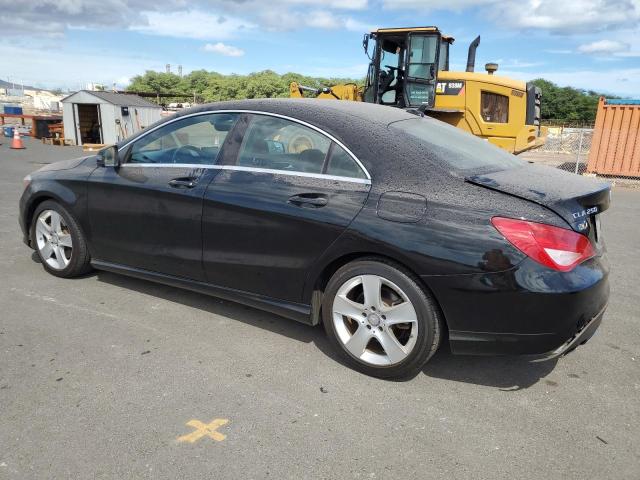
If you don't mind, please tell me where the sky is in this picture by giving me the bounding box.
[1,0,639,96]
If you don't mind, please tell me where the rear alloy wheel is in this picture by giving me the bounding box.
[31,200,92,278]
[323,259,443,378]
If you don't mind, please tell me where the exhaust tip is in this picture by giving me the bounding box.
[466,35,481,72]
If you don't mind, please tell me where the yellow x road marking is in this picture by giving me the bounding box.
[177,418,229,443]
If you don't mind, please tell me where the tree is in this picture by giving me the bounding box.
[128,71,185,94]
[125,70,608,124]
[530,78,613,124]
[126,69,363,102]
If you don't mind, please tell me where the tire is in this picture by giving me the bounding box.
[322,258,443,379]
[30,200,92,278]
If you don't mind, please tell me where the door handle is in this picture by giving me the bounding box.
[168,177,197,189]
[288,194,328,207]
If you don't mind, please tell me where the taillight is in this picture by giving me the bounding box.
[491,217,595,272]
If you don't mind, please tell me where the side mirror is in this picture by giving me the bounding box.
[363,33,373,59]
[96,145,119,168]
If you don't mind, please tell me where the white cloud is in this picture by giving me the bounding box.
[383,0,494,10]
[132,10,255,40]
[0,0,153,36]
[543,39,640,58]
[496,0,640,34]
[280,0,367,8]
[5,0,639,39]
[578,40,630,55]
[259,8,370,32]
[1,0,371,38]
[383,0,640,35]
[204,42,245,56]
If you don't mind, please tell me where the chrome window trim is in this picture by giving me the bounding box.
[121,163,210,169]
[119,109,371,181]
[119,163,371,185]
[215,165,371,184]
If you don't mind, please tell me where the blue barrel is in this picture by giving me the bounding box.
[3,126,14,138]
[4,106,23,115]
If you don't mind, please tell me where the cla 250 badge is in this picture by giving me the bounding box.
[572,206,598,219]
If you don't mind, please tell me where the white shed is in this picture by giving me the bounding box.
[61,90,162,146]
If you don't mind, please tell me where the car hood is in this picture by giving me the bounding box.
[466,164,611,232]
[36,156,91,173]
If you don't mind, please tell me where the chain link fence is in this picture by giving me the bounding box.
[521,124,639,186]
[536,126,592,174]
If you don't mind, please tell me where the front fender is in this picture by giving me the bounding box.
[19,160,96,247]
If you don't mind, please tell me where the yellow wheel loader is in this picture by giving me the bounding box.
[290,27,546,153]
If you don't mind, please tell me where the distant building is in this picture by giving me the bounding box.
[61,90,162,146]
[0,79,63,113]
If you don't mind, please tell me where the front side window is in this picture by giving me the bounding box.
[481,92,509,123]
[237,115,331,173]
[128,113,238,165]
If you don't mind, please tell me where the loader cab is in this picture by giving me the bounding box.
[363,27,452,109]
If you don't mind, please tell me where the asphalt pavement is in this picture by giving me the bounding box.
[1,137,639,479]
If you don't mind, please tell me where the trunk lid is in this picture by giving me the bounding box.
[466,164,610,238]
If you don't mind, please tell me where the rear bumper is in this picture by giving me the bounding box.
[425,255,610,356]
[530,304,605,361]
[447,303,606,359]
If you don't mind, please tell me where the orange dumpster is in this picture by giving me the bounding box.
[587,97,640,178]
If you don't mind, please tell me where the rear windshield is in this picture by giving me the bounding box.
[389,117,524,172]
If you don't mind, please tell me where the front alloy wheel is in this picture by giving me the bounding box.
[30,200,92,278]
[35,209,73,270]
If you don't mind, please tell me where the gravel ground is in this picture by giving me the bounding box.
[1,137,639,479]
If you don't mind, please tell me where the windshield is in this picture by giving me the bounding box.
[389,117,525,171]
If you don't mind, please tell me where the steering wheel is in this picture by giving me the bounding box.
[171,144,202,164]
[384,65,400,72]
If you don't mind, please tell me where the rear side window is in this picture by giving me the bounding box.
[237,115,330,173]
[481,92,509,123]
[236,115,367,180]
[389,117,523,171]
[326,144,367,179]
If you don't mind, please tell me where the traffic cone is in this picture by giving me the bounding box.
[10,129,25,149]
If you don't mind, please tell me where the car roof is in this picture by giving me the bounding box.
[183,98,416,128]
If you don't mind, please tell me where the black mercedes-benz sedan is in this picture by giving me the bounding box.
[19,99,610,378]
